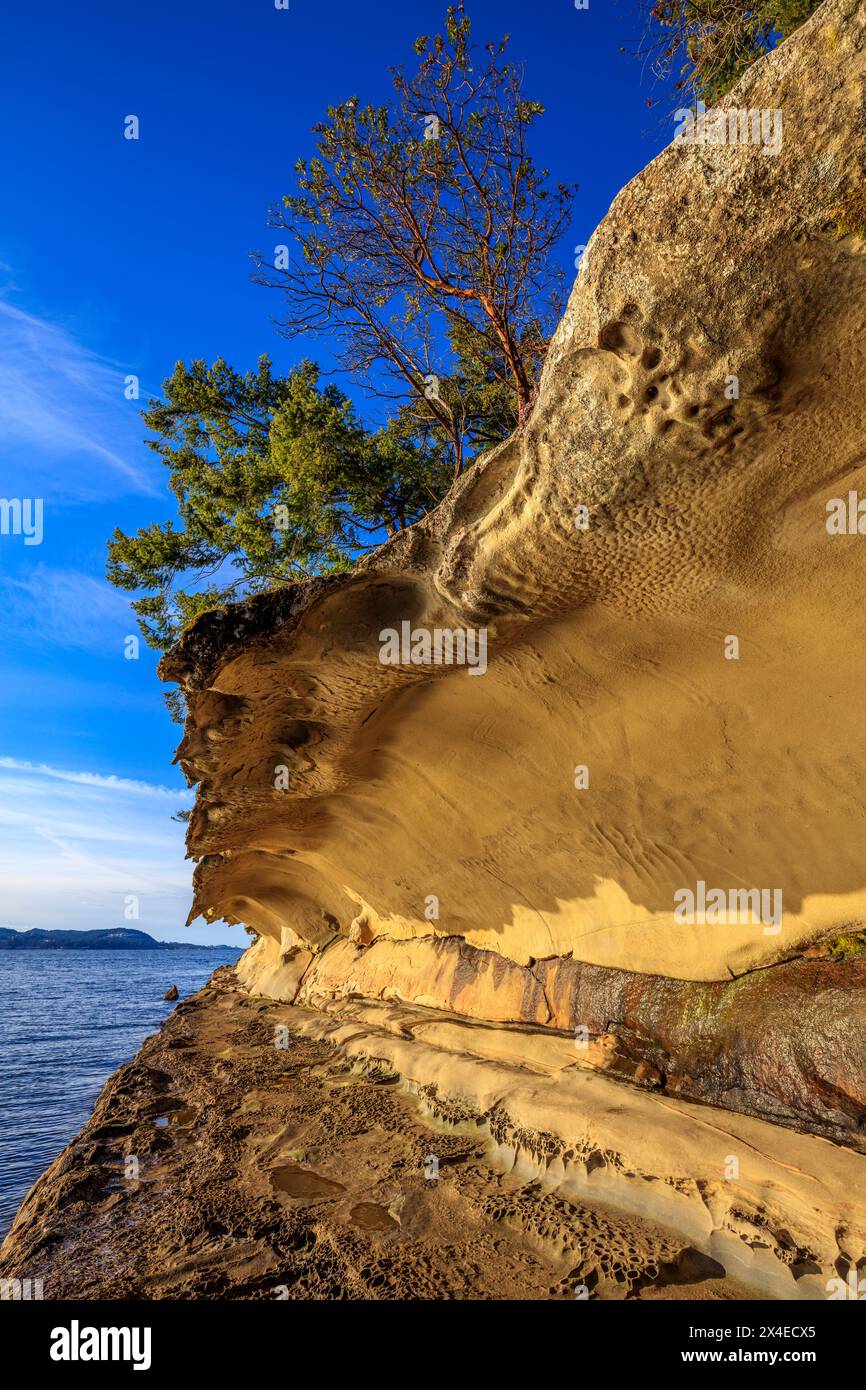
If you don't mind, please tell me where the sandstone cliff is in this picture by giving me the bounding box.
[150,0,866,1295]
[2,0,866,1307]
[164,0,865,1115]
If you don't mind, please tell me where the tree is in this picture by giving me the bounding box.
[106,356,452,671]
[254,2,575,474]
[385,317,523,482]
[108,5,575,713]
[644,0,822,103]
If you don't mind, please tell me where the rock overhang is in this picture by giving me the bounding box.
[161,0,866,1026]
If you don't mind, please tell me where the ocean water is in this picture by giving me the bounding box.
[0,948,241,1238]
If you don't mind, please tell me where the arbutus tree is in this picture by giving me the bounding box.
[254,2,576,477]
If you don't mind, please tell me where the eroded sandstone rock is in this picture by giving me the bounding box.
[10,974,860,1301]
[236,927,866,1144]
[161,0,866,1140]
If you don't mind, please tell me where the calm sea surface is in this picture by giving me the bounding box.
[0,948,241,1237]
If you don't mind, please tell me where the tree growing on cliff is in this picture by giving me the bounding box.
[107,4,573,700]
[106,355,453,663]
[254,2,575,475]
[643,0,822,102]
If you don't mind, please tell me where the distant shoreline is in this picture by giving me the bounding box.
[0,928,242,953]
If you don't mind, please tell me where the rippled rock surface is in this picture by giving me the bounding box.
[161,0,866,1148]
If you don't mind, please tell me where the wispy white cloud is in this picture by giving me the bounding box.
[0,757,201,936]
[0,295,159,498]
[0,756,191,800]
[0,567,138,654]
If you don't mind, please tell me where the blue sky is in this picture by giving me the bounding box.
[0,0,676,941]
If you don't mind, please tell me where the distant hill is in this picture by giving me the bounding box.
[0,928,242,952]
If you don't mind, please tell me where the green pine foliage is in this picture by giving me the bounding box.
[106,356,453,663]
[649,0,823,102]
